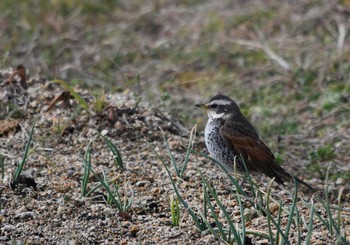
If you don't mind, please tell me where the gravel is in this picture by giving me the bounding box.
[0,73,349,244]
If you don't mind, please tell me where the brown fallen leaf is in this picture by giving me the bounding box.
[102,105,117,127]
[46,91,73,111]
[0,119,21,137]
[106,106,117,123]
[16,65,28,89]
[117,211,131,220]
[4,65,28,89]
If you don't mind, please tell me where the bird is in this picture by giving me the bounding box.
[196,94,313,190]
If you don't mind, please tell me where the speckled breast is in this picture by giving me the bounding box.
[205,118,243,172]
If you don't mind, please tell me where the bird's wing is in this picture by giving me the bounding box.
[220,122,278,178]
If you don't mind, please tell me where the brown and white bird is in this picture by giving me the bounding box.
[196,94,313,190]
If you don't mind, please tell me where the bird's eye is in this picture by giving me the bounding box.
[211,104,217,108]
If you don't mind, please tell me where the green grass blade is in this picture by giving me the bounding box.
[14,119,36,181]
[324,166,335,235]
[86,183,102,197]
[90,168,122,211]
[196,151,256,206]
[124,186,134,211]
[207,183,243,245]
[160,129,180,178]
[265,179,276,245]
[275,200,283,244]
[336,187,347,244]
[203,179,227,242]
[53,79,91,113]
[238,197,246,245]
[203,181,208,221]
[81,140,92,197]
[240,155,257,200]
[101,134,124,170]
[322,165,347,244]
[305,197,315,245]
[151,141,205,231]
[295,204,301,245]
[283,180,298,245]
[170,196,180,226]
[0,155,4,180]
[180,125,196,178]
[197,150,291,243]
[233,192,290,243]
[196,205,220,241]
[114,185,122,206]
[196,150,290,242]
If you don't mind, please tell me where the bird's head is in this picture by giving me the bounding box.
[196,95,242,120]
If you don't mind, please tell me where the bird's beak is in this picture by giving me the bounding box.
[195,103,208,109]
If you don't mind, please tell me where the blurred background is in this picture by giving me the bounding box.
[1,0,349,179]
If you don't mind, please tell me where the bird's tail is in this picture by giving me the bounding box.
[276,167,315,192]
[290,174,314,191]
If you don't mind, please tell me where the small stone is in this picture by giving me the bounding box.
[336,178,344,185]
[2,224,15,231]
[68,240,81,245]
[136,180,151,187]
[15,211,36,220]
[57,206,65,216]
[130,225,138,237]
[101,129,108,136]
[269,203,280,214]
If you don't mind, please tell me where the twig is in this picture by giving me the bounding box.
[232,32,291,71]
[337,22,347,51]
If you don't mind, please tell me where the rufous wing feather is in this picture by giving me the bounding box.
[220,122,284,183]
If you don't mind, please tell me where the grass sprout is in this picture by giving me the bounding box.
[202,177,245,244]
[13,119,36,181]
[318,165,348,244]
[170,196,180,227]
[92,90,106,114]
[151,139,206,231]
[160,125,196,179]
[101,134,124,170]
[299,168,350,244]
[81,140,132,211]
[265,178,276,244]
[53,79,91,114]
[81,140,93,197]
[305,197,315,244]
[52,106,83,136]
[0,154,4,180]
[102,174,133,212]
[180,124,197,178]
[283,182,298,243]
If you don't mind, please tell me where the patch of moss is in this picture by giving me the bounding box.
[262,121,299,136]
[306,162,322,179]
[317,145,336,161]
[329,171,350,181]
[322,100,337,111]
[274,152,284,165]
[309,144,336,162]
[232,7,277,27]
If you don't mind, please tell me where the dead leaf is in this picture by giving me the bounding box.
[102,105,117,126]
[46,91,73,111]
[4,65,28,89]
[0,119,21,137]
[17,65,28,89]
[118,211,131,220]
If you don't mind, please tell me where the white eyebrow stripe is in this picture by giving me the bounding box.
[209,99,231,105]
